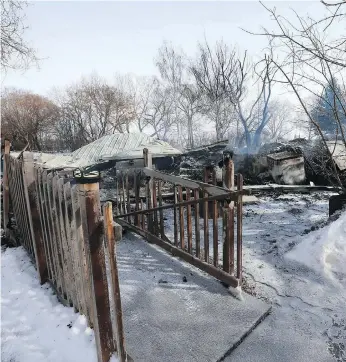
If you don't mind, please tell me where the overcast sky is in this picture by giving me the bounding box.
[2,1,330,96]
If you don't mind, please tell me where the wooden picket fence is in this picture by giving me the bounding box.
[3,148,129,362]
[114,148,245,288]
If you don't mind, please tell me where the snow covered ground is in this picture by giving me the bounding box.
[237,193,346,362]
[152,191,345,361]
[1,246,111,362]
[1,191,345,361]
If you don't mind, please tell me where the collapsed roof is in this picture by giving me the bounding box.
[21,133,182,170]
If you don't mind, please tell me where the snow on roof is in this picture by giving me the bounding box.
[24,133,182,169]
[326,140,346,171]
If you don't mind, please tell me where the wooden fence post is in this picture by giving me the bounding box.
[236,174,243,282]
[78,179,115,362]
[223,152,234,190]
[143,148,153,233]
[203,167,209,263]
[103,202,127,362]
[3,139,11,238]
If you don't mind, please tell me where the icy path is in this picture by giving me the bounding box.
[228,193,346,362]
[1,247,102,362]
[159,192,345,361]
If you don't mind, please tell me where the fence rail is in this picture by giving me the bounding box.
[3,148,129,362]
[115,148,244,288]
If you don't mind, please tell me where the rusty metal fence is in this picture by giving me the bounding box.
[3,148,129,362]
[114,148,245,289]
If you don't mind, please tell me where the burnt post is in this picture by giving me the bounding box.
[222,150,235,275]
[74,169,115,362]
[223,150,234,190]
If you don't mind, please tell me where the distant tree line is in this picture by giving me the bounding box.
[1,44,297,152]
[1,0,345,172]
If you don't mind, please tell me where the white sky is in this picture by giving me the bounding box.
[2,1,331,96]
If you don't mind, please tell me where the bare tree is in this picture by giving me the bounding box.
[1,88,59,150]
[143,83,177,140]
[156,42,203,148]
[119,74,159,132]
[1,0,37,71]
[191,40,274,151]
[262,100,295,143]
[54,74,135,150]
[248,1,346,187]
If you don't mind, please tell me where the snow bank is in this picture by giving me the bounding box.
[286,211,346,288]
[1,247,119,362]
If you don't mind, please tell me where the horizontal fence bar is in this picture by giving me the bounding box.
[117,219,239,288]
[114,191,246,219]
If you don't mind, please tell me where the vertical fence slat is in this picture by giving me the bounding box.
[143,148,153,233]
[229,202,235,275]
[126,172,130,224]
[213,198,218,267]
[10,157,23,247]
[38,169,55,282]
[116,177,121,215]
[7,156,17,246]
[76,183,95,326]
[63,181,81,312]
[13,159,27,250]
[71,185,88,318]
[173,185,178,246]
[141,199,145,230]
[152,180,158,236]
[17,159,32,254]
[51,174,68,300]
[223,207,230,273]
[158,181,165,238]
[34,166,51,281]
[57,177,74,306]
[194,189,200,258]
[121,175,127,217]
[145,177,153,233]
[178,186,185,250]
[83,182,114,362]
[3,140,10,237]
[103,202,127,362]
[23,159,48,284]
[134,171,140,227]
[212,169,218,267]
[186,188,192,254]
[41,169,58,282]
[237,174,243,281]
[45,172,62,291]
[7,157,20,245]
[22,153,36,256]
[203,170,209,263]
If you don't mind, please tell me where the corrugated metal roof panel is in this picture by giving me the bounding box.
[21,133,182,169]
[71,133,181,165]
